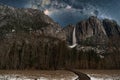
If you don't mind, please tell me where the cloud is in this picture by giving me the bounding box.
[98,14,112,20]
[66,5,72,9]
[23,0,117,26]
[44,9,53,15]
[27,0,99,17]
[41,0,50,7]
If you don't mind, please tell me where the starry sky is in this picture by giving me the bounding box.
[0,0,120,26]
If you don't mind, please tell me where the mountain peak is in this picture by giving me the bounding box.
[64,16,120,46]
[0,4,66,40]
[0,4,119,46]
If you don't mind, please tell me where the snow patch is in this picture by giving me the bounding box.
[68,44,77,48]
[0,74,78,80]
[88,74,120,80]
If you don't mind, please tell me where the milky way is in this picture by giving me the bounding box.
[0,0,120,26]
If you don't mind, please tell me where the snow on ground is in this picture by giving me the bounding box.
[88,74,120,80]
[0,73,120,80]
[0,74,78,80]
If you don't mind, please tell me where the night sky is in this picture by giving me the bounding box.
[0,0,120,26]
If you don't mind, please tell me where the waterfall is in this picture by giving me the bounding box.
[72,27,77,45]
[69,27,77,48]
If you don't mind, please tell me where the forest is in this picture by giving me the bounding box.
[0,32,119,70]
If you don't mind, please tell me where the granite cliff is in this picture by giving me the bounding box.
[64,16,120,46]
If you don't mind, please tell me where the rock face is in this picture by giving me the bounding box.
[0,4,120,46]
[64,24,75,45]
[0,4,68,70]
[103,19,120,37]
[64,16,120,46]
[76,16,109,45]
[0,4,66,40]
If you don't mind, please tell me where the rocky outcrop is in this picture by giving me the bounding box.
[64,16,120,46]
[76,16,107,43]
[0,4,66,40]
[103,19,120,37]
[63,24,75,45]
[0,4,120,47]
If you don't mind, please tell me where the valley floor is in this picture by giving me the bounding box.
[79,70,120,80]
[0,70,120,80]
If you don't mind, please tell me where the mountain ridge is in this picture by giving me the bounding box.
[0,4,66,40]
[0,4,120,47]
[0,4,120,70]
[0,5,120,45]
[64,16,120,46]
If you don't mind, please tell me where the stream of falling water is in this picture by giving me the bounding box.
[72,27,77,45]
[68,27,77,48]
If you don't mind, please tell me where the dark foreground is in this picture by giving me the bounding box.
[66,69,90,80]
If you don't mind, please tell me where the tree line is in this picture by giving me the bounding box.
[0,33,119,70]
